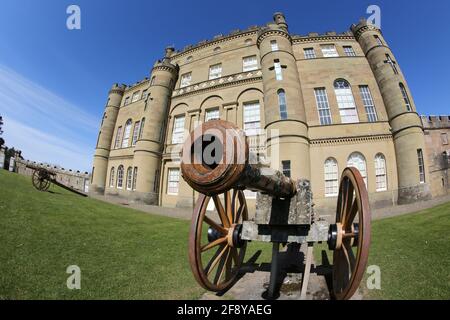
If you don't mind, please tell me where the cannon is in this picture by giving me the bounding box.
[181,120,370,300]
[28,165,87,197]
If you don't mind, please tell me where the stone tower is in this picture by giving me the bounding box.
[352,20,431,203]
[132,47,178,204]
[257,12,310,179]
[91,83,126,194]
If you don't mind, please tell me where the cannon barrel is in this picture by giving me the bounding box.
[180,120,296,198]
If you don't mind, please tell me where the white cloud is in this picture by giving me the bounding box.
[0,65,97,172]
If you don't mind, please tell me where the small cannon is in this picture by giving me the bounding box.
[28,165,87,197]
[181,120,370,300]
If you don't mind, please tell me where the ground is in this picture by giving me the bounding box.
[0,170,449,299]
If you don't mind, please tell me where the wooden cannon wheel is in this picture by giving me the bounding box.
[189,189,248,292]
[31,168,51,192]
[332,167,371,300]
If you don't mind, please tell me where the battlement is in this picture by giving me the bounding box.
[18,159,90,178]
[421,115,450,129]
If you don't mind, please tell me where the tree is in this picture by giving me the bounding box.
[0,116,4,147]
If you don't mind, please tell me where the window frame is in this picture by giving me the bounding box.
[167,168,180,195]
[304,48,316,59]
[180,72,192,88]
[117,165,124,189]
[334,79,359,124]
[242,55,258,72]
[321,44,339,57]
[375,153,387,191]
[359,85,378,122]
[324,158,339,197]
[121,119,133,148]
[277,89,288,120]
[208,63,222,80]
[205,108,220,122]
[126,167,133,190]
[343,46,356,57]
[243,102,261,136]
[171,115,185,144]
[314,88,332,125]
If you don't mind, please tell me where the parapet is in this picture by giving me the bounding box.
[421,115,450,129]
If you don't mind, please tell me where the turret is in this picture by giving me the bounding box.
[90,83,126,194]
[351,20,431,203]
[257,12,310,180]
[132,47,178,204]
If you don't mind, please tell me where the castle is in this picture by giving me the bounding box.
[90,12,449,214]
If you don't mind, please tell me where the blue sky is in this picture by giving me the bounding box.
[0,0,449,172]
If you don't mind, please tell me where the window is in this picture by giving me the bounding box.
[245,39,252,45]
[131,121,141,146]
[347,152,367,186]
[334,79,359,123]
[167,168,180,195]
[282,160,291,178]
[117,165,124,189]
[243,55,258,72]
[343,46,356,57]
[114,126,123,149]
[180,72,192,88]
[385,54,398,74]
[374,154,387,191]
[209,64,222,80]
[124,97,130,106]
[270,40,278,51]
[399,83,412,111]
[153,169,160,193]
[243,102,261,136]
[150,76,156,85]
[126,167,133,190]
[359,86,378,122]
[304,48,316,59]
[142,89,148,100]
[171,115,185,144]
[132,167,138,191]
[139,118,145,139]
[417,149,425,183]
[278,89,288,120]
[314,88,332,125]
[109,167,115,187]
[324,158,339,196]
[205,108,220,122]
[274,59,283,80]
[186,56,193,62]
[441,133,449,145]
[321,44,339,57]
[131,91,140,103]
[121,119,132,148]
[374,35,383,46]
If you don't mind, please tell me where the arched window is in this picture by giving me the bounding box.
[375,153,387,191]
[324,158,339,197]
[114,126,122,149]
[278,89,288,120]
[139,117,145,139]
[131,120,141,146]
[399,83,412,111]
[109,167,115,187]
[117,165,124,189]
[347,152,367,186]
[132,167,138,191]
[334,79,359,123]
[126,167,133,190]
[121,119,132,148]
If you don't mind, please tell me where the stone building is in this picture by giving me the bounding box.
[90,12,437,213]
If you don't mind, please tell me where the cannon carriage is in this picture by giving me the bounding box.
[180,120,371,300]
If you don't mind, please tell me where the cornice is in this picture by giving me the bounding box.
[352,24,381,41]
[292,34,356,44]
[257,28,292,47]
[152,64,178,76]
[310,134,392,146]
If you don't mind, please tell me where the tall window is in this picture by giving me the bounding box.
[274,59,283,80]
[278,89,288,120]
[126,167,133,190]
[132,167,138,191]
[121,119,132,148]
[243,102,261,136]
[304,48,316,59]
[375,154,387,191]
[282,160,291,178]
[139,118,145,139]
[359,85,378,122]
[334,79,359,123]
[131,91,140,103]
[131,120,141,146]
[324,158,339,197]
[399,83,412,111]
[114,126,123,149]
[117,165,124,189]
[321,44,338,57]
[314,88,332,125]
[141,89,148,100]
[124,97,130,106]
[109,167,115,187]
[153,169,160,193]
[343,46,356,57]
[150,76,156,85]
[243,55,258,72]
[347,152,367,186]
[171,115,185,144]
[374,35,383,46]
[417,149,425,183]
[205,108,220,122]
[209,64,222,80]
[180,72,192,88]
[167,168,180,195]
[270,40,278,51]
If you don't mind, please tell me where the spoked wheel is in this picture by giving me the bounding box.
[330,167,371,300]
[32,169,51,192]
[189,188,248,292]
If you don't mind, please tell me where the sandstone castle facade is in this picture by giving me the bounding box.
[90,12,448,213]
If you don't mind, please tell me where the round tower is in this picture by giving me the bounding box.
[351,20,431,203]
[91,83,126,194]
[257,12,310,180]
[133,47,178,204]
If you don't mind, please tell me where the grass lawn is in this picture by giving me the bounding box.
[0,169,449,299]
